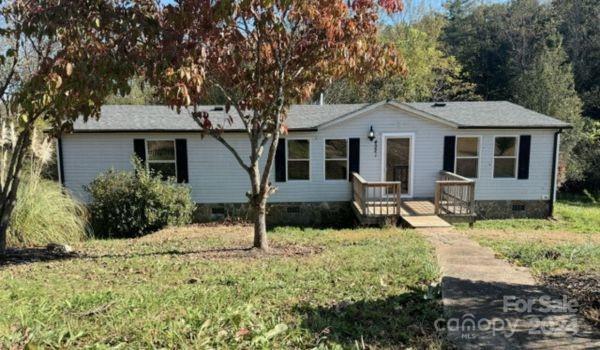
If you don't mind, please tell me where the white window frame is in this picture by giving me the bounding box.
[286,138,310,181]
[454,136,481,179]
[492,135,519,179]
[145,139,178,179]
[323,138,349,181]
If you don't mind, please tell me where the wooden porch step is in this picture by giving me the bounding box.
[401,215,452,228]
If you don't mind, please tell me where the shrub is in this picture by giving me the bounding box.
[85,158,194,238]
[9,179,88,246]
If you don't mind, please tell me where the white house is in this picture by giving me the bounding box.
[57,100,570,226]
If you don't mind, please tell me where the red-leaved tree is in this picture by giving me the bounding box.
[0,0,153,254]
[146,0,405,251]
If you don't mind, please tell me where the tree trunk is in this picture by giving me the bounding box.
[0,129,31,256]
[0,211,9,255]
[252,200,269,251]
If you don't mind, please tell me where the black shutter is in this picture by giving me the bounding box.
[443,136,456,172]
[175,139,189,183]
[518,135,531,180]
[348,138,360,181]
[275,138,286,182]
[133,139,146,165]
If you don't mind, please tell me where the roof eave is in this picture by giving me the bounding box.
[456,125,572,130]
[68,127,319,134]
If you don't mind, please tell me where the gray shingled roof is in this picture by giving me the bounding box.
[71,101,569,132]
[72,104,370,131]
[406,101,570,128]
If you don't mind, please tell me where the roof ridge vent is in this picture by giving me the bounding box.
[432,102,446,107]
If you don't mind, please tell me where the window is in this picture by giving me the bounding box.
[325,139,348,180]
[494,136,518,178]
[287,139,310,180]
[455,137,479,178]
[147,140,177,180]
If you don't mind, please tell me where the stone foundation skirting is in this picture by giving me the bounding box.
[193,201,353,228]
[474,200,550,219]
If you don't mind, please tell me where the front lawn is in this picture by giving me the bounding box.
[456,198,600,326]
[458,199,600,275]
[0,225,442,349]
[462,199,600,234]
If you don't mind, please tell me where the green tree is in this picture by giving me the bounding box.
[512,42,583,183]
[325,15,479,103]
[553,0,600,118]
[442,0,557,100]
[106,77,161,105]
[570,119,600,193]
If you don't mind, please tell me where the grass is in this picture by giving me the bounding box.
[469,232,599,275]
[460,200,600,234]
[0,225,442,349]
[456,198,600,275]
[9,179,88,247]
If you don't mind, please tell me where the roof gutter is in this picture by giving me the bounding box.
[67,127,319,134]
[57,137,65,185]
[457,125,573,130]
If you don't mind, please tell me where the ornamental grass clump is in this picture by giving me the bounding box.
[85,158,194,238]
[9,179,89,246]
[6,128,88,246]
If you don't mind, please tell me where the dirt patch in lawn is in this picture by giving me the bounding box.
[138,223,255,243]
[541,272,600,327]
[1,224,323,269]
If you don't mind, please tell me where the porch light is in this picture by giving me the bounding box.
[368,126,375,142]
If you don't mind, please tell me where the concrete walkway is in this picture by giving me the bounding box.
[420,228,600,349]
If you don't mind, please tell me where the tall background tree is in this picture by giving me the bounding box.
[0,0,151,254]
[554,0,600,119]
[441,0,591,191]
[511,39,584,183]
[324,13,478,103]
[145,0,405,251]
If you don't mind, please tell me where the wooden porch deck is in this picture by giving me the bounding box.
[400,200,452,228]
[351,171,476,228]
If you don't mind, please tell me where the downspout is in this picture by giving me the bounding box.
[549,129,562,217]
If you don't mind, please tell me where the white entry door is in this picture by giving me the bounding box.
[382,133,414,197]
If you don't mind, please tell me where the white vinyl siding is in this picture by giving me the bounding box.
[61,104,558,203]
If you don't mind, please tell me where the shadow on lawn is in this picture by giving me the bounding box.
[295,288,443,348]
[0,247,78,267]
[1,244,321,268]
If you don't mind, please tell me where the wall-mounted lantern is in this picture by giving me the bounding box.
[368,126,375,142]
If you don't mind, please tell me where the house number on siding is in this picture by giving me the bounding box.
[374,139,378,157]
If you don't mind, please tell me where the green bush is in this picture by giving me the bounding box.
[85,158,194,238]
[9,179,88,246]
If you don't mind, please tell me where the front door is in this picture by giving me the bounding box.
[384,135,412,196]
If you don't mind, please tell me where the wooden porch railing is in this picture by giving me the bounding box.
[434,170,475,217]
[352,172,402,217]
